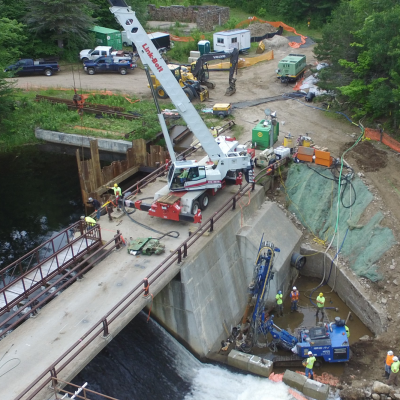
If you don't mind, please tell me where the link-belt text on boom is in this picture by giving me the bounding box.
[142,44,163,72]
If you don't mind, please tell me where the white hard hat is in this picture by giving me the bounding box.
[80,216,85,220]
[308,351,313,355]
[293,286,297,290]
[88,197,93,202]
[394,356,399,362]
[388,351,394,355]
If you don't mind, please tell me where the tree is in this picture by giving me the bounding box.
[0,18,27,66]
[25,0,96,50]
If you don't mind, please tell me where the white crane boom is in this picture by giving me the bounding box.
[108,0,223,161]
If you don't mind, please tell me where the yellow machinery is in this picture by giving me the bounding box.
[213,103,232,118]
[149,64,209,102]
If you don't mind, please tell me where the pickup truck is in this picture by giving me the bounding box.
[83,56,136,75]
[4,58,60,77]
[79,46,131,62]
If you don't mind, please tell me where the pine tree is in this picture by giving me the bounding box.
[25,0,95,49]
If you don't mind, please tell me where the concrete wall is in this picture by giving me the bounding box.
[300,245,386,334]
[151,198,302,358]
[36,128,132,154]
[148,4,229,31]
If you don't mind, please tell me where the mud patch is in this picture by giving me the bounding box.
[343,141,388,172]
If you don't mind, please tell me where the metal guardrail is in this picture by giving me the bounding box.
[0,222,102,315]
[15,158,287,400]
[50,378,118,400]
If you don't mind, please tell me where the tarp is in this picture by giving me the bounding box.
[236,17,307,48]
[207,50,274,70]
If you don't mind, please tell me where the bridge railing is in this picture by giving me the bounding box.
[0,222,102,315]
[15,160,286,400]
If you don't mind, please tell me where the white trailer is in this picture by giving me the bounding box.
[213,29,251,53]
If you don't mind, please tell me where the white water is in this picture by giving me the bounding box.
[152,315,292,400]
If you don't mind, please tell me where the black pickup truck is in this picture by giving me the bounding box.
[4,58,60,76]
[83,56,136,75]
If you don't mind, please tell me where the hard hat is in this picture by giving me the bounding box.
[211,126,214,129]
[114,183,118,187]
[88,197,93,202]
[319,293,323,297]
[278,290,282,295]
[80,216,85,220]
[388,351,394,355]
[394,356,399,362]
[293,286,297,290]
[308,351,313,355]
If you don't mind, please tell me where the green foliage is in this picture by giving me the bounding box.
[257,8,267,19]
[315,0,400,126]
[0,74,17,124]
[222,18,240,30]
[25,0,96,51]
[0,18,27,66]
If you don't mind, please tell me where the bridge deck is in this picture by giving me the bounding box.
[0,177,246,400]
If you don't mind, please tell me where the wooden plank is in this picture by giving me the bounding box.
[90,140,103,188]
[94,166,139,196]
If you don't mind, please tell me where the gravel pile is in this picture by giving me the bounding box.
[248,22,277,37]
[262,35,289,50]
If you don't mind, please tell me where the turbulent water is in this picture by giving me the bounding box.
[72,313,292,400]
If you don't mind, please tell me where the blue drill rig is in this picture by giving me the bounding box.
[231,235,350,366]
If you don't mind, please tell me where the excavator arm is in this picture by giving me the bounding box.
[226,48,239,96]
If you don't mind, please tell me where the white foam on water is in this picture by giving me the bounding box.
[185,365,291,400]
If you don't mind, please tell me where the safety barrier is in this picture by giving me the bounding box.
[0,222,102,315]
[364,128,400,153]
[15,159,286,400]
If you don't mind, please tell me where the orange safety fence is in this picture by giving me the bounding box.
[293,76,305,91]
[207,50,274,70]
[236,17,307,48]
[364,128,400,153]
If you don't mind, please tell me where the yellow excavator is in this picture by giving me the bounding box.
[149,64,209,102]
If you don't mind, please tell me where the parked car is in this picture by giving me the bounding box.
[4,58,60,77]
[79,46,131,62]
[83,56,136,75]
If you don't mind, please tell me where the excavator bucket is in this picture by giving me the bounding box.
[198,87,209,102]
[225,79,236,96]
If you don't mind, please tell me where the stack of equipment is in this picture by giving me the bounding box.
[296,146,314,163]
[314,149,332,167]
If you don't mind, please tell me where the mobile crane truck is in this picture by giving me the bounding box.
[231,235,350,367]
[108,0,254,223]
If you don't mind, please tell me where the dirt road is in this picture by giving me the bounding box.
[10,43,400,389]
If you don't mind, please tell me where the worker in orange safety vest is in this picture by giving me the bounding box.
[385,350,394,379]
[290,286,299,312]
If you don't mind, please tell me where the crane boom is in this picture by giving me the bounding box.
[108,0,223,161]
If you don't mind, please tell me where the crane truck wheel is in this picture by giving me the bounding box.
[156,86,169,99]
[44,69,53,77]
[191,200,200,215]
[183,87,194,101]
[87,68,95,75]
[199,194,209,210]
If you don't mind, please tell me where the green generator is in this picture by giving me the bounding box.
[252,119,279,150]
[90,26,123,50]
[276,54,306,83]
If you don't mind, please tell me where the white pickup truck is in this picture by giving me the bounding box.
[79,46,132,62]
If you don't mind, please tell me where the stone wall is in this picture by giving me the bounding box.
[148,4,229,31]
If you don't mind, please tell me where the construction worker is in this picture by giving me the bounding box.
[316,292,325,318]
[80,215,96,232]
[87,197,101,220]
[106,202,114,221]
[385,351,394,379]
[179,168,189,184]
[275,290,283,316]
[290,286,299,312]
[388,356,400,386]
[345,325,350,338]
[211,126,218,138]
[305,351,316,380]
[107,183,122,211]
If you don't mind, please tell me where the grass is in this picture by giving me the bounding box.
[0,88,178,151]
